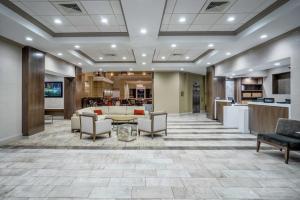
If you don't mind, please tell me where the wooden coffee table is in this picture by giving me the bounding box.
[109,116,137,125]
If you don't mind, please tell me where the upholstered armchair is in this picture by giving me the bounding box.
[80,113,112,142]
[138,112,167,139]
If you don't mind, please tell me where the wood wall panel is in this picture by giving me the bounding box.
[64,66,83,119]
[206,66,226,119]
[22,46,45,136]
[216,101,231,123]
[249,104,289,133]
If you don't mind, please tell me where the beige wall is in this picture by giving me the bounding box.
[154,72,205,114]
[153,72,180,113]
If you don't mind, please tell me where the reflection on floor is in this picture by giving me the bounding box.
[0,113,300,199]
[3,113,261,149]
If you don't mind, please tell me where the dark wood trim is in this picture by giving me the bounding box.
[22,46,45,136]
[45,109,64,116]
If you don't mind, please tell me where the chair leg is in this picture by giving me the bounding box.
[93,133,96,142]
[138,130,140,136]
[284,147,290,164]
[256,140,261,152]
[109,131,111,137]
[152,133,154,139]
[165,129,167,136]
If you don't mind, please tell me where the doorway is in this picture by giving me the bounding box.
[192,81,200,113]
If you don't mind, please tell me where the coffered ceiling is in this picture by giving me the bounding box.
[160,0,276,32]
[0,0,299,74]
[11,0,127,33]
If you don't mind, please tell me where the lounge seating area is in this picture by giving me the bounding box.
[257,118,300,164]
[1,0,300,199]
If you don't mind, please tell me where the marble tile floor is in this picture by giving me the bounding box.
[0,114,300,199]
[0,149,300,199]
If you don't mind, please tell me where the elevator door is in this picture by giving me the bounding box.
[193,82,200,113]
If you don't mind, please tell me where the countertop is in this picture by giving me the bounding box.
[247,102,291,108]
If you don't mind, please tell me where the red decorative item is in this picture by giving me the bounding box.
[134,109,145,115]
[94,109,103,115]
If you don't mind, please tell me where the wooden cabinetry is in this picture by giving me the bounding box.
[240,77,263,103]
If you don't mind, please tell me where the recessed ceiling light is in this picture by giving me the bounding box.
[142,62,146,65]
[140,28,147,34]
[99,68,103,71]
[54,18,62,24]
[207,62,211,65]
[25,37,33,41]
[101,17,108,24]
[180,68,184,71]
[226,52,231,56]
[161,56,166,60]
[260,34,268,39]
[171,44,177,48]
[151,68,155,71]
[142,72,146,76]
[227,16,235,22]
[179,17,186,23]
[185,56,190,60]
[110,72,114,76]
[78,62,82,66]
[111,44,117,48]
[142,53,146,57]
[274,62,281,66]
[229,76,233,79]
[208,43,214,48]
[232,73,236,76]
[129,68,133,71]
[248,68,253,72]
[99,57,103,60]
[74,45,80,49]
[57,53,63,56]
[122,56,127,60]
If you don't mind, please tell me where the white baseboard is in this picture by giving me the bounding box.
[0,134,23,145]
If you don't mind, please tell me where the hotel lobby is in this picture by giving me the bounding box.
[1,0,300,199]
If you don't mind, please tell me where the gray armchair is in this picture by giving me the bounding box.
[257,118,300,164]
[138,112,167,139]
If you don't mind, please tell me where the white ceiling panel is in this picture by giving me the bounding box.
[21,1,61,15]
[98,25,120,32]
[39,15,72,26]
[165,0,176,14]
[169,14,197,24]
[76,26,99,32]
[193,14,222,25]
[227,0,264,13]
[90,15,118,26]
[55,25,78,32]
[66,16,94,26]
[173,0,206,13]
[167,24,189,31]
[254,0,276,13]
[188,24,211,31]
[81,1,113,15]
[110,0,123,14]
[119,26,127,32]
[216,13,248,25]
[115,15,126,25]
[162,14,171,24]
[160,24,168,31]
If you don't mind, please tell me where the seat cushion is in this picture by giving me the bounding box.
[258,133,300,150]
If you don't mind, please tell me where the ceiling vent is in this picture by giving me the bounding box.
[52,1,86,15]
[204,1,230,12]
[104,53,117,57]
[171,53,183,56]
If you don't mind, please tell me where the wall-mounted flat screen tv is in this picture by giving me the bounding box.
[44,82,63,98]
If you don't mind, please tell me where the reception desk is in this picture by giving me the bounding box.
[248,102,290,134]
[224,105,249,133]
[214,100,231,122]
